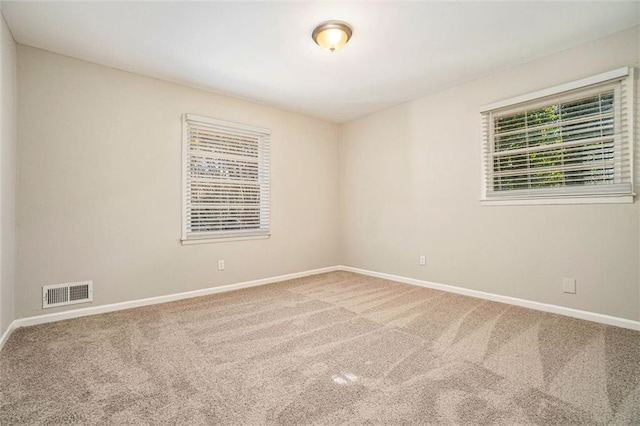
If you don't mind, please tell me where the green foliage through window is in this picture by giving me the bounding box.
[492,91,615,191]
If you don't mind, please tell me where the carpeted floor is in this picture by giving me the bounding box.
[1,271,639,425]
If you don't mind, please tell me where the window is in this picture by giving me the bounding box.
[480,68,635,205]
[182,114,270,243]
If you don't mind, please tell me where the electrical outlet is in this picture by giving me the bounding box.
[419,255,426,266]
[562,278,576,294]
[218,260,225,271]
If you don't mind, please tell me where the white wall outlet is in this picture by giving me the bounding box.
[419,255,426,266]
[218,260,225,271]
[562,278,576,294]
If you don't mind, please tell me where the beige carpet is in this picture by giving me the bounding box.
[1,271,639,425]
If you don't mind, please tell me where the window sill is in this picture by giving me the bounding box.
[480,195,634,206]
[181,233,271,245]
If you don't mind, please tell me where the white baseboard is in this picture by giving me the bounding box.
[2,263,638,352]
[339,265,640,331]
[0,320,18,352]
[0,265,339,350]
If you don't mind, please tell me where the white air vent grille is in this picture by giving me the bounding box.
[43,281,93,308]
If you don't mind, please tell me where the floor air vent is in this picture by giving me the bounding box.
[43,281,93,308]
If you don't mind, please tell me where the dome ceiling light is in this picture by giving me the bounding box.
[312,21,353,53]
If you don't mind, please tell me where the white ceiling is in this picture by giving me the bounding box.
[2,1,639,123]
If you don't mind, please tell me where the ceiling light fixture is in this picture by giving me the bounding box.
[312,21,352,53]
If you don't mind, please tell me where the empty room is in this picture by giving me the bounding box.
[1,1,639,424]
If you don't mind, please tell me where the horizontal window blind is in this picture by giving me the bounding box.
[183,114,270,240]
[481,68,634,202]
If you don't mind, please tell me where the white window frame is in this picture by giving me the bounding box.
[480,67,635,206]
[181,114,270,245]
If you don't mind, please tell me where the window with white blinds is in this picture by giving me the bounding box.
[480,68,635,205]
[182,114,270,242]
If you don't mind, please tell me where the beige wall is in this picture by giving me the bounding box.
[16,46,340,319]
[339,26,640,321]
[0,14,16,336]
[13,26,640,323]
